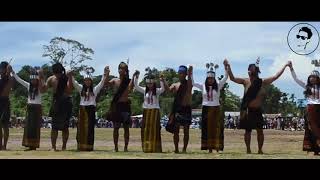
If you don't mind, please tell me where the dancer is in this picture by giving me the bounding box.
[10,66,46,150]
[0,61,15,150]
[289,61,320,155]
[105,61,134,152]
[72,66,109,151]
[225,58,289,154]
[45,63,73,151]
[193,60,228,153]
[164,65,193,153]
[133,67,165,153]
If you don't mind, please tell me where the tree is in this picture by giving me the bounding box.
[192,90,202,109]
[42,37,95,72]
[262,85,282,113]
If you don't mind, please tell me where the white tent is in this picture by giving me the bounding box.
[131,115,143,118]
[225,112,240,117]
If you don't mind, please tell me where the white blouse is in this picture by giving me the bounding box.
[192,72,228,106]
[13,73,42,105]
[72,75,106,106]
[134,76,165,109]
[290,69,320,104]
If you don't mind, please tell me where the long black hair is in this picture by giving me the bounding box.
[205,77,218,92]
[304,75,320,98]
[29,80,39,100]
[145,82,157,96]
[81,78,94,101]
[52,63,68,98]
[111,62,130,105]
[0,61,9,95]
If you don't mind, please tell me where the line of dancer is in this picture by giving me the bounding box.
[1,58,317,156]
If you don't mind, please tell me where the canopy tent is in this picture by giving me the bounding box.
[225,112,240,117]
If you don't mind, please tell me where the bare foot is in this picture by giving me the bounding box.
[114,147,119,152]
[258,150,264,154]
[174,150,179,154]
[49,147,57,152]
[307,152,314,156]
[247,149,252,154]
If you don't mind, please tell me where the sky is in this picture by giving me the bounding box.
[1,22,320,100]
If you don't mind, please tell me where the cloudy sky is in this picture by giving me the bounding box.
[1,22,320,100]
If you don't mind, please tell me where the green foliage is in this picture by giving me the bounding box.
[262,84,300,116]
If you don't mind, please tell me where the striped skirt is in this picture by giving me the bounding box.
[22,104,42,149]
[141,108,162,153]
[77,105,96,151]
[201,106,224,151]
[303,104,320,153]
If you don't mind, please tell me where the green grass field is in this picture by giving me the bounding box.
[0,128,319,159]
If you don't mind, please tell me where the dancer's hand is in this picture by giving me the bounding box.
[133,70,140,78]
[188,65,193,76]
[7,65,13,74]
[287,61,293,70]
[38,69,44,78]
[223,59,229,70]
[104,66,110,75]
[160,73,164,81]
[66,70,73,77]
[223,59,229,66]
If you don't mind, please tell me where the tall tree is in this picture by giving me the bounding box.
[42,37,95,72]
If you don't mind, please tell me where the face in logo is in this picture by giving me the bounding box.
[287,23,320,55]
[296,27,312,50]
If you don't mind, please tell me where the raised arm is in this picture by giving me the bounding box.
[157,74,166,95]
[133,74,145,94]
[218,62,229,90]
[43,76,51,91]
[104,66,116,88]
[163,77,171,93]
[187,65,193,88]
[168,83,178,93]
[224,59,246,85]
[288,61,306,88]
[72,77,82,93]
[263,62,290,85]
[66,70,74,94]
[94,66,109,95]
[189,66,203,91]
[11,70,29,89]
[37,69,47,93]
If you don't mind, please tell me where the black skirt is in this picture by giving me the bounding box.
[22,104,42,148]
[240,108,263,130]
[50,96,73,130]
[0,97,10,128]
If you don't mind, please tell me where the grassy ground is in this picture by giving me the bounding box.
[0,128,319,159]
